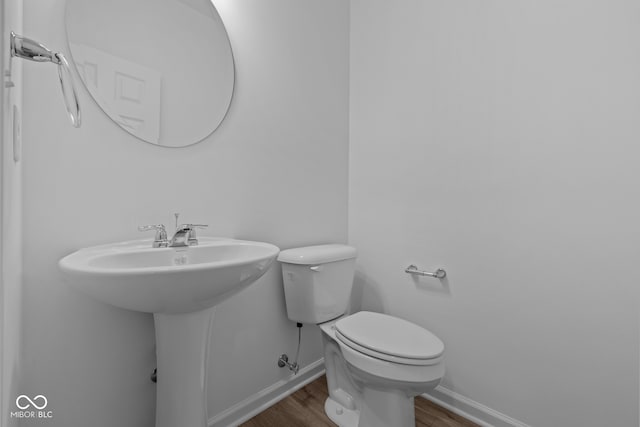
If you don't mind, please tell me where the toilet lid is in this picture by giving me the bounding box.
[335,312,444,362]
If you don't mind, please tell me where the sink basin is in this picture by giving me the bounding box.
[59,236,280,427]
[59,237,279,314]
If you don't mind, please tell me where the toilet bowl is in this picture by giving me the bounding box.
[278,245,445,427]
[319,312,444,427]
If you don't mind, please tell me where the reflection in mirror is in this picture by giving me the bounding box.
[65,0,234,147]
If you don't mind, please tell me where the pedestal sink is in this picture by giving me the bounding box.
[59,237,280,427]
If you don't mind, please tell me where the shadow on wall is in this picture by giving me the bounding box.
[350,270,385,314]
[408,274,451,296]
[350,267,452,315]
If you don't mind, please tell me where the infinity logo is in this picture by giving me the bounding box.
[16,395,48,410]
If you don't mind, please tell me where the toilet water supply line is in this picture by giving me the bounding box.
[278,323,302,374]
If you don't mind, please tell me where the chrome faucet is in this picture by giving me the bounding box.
[169,224,208,247]
[169,225,192,247]
[139,221,208,248]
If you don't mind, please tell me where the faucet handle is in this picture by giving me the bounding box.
[138,224,167,233]
[138,224,168,248]
[179,224,208,246]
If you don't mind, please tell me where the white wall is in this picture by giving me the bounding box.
[20,0,348,426]
[349,1,639,426]
[1,1,23,426]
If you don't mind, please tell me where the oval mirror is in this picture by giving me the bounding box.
[65,0,234,147]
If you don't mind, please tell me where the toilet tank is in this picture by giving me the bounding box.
[278,244,357,324]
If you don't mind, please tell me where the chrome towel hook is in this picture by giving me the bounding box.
[9,31,81,128]
[405,264,447,279]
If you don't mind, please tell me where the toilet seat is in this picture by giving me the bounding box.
[335,336,445,383]
[335,311,444,366]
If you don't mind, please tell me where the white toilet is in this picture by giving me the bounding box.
[278,244,445,427]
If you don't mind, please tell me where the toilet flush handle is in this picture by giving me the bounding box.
[310,266,322,272]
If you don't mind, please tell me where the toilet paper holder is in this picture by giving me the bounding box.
[405,264,447,279]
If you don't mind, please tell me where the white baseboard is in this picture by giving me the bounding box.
[423,386,531,427]
[207,359,529,427]
[208,359,325,427]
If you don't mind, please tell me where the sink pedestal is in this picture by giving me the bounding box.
[59,237,280,426]
[154,307,216,427]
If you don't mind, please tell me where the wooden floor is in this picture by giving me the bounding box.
[241,376,479,427]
